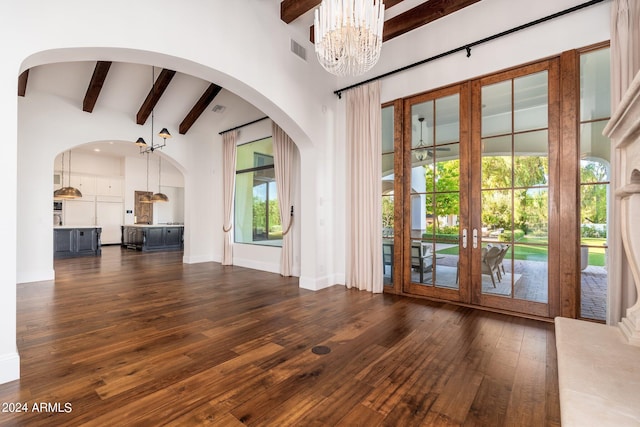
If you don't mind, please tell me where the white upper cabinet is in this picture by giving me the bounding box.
[96,176,123,197]
[69,174,96,196]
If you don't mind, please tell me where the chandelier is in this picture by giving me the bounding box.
[314,0,385,76]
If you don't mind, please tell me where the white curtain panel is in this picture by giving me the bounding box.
[346,81,383,293]
[608,0,640,324]
[272,121,296,277]
[222,129,238,265]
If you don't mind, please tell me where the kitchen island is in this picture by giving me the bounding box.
[54,226,102,259]
[121,224,184,252]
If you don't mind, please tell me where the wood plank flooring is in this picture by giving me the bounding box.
[0,246,560,426]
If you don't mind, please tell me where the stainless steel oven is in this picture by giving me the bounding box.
[53,201,63,226]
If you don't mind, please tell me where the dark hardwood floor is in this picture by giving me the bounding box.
[0,246,560,426]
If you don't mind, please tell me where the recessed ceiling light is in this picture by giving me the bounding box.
[94,148,101,152]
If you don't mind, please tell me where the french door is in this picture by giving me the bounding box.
[402,83,471,303]
[468,60,559,317]
[399,60,559,318]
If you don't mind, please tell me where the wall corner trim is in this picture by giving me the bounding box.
[0,351,20,385]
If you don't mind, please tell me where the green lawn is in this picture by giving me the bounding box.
[437,244,549,261]
[582,238,607,267]
[433,235,607,266]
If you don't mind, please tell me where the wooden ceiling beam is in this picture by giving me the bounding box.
[281,0,320,24]
[383,0,405,9]
[309,0,476,43]
[179,83,223,135]
[136,68,177,125]
[82,61,112,113]
[18,70,29,97]
[285,0,404,24]
[383,0,481,42]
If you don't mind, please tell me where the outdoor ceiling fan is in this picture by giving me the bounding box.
[415,117,451,161]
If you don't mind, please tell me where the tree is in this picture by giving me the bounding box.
[580,160,608,225]
[424,160,460,231]
[382,196,394,229]
[480,155,550,234]
[514,156,548,187]
[480,156,511,229]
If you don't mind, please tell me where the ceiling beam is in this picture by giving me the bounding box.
[136,68,177,125]
[382,0,405,9]
[82,61,112,113]
[309,0,476,43]
[285,0,404,23]
[179,83,223,135]
[383,0,481,42]
[18,70,29,97]
[281,0,320,24]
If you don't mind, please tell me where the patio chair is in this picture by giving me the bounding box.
[382,242,394,277]
[411,241,432,283]
[481,246,502,287]
[495,244,510,278]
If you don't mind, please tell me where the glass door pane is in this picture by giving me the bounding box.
[579,47,610,322]
[382,105,395,287]
[404,86,466,302]
[474,61,556,317]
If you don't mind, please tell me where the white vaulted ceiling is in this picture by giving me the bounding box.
[24,60,266,159]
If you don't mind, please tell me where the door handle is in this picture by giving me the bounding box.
[473,228,478,249]
[462,228,468,249]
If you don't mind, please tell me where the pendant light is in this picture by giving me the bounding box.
[415,117,429,162]
[140,152,152,203]
[135,65,172,154]
[53,151,83,199]
[151,156,169,202]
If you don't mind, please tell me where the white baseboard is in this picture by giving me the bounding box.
[17,269,54,284]
[299,275,341,291]
[0,351,20,384]
[233,257,280,274]
[183,254,215,264]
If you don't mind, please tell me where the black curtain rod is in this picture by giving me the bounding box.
[334,0,606,98]
[219,116,269,135]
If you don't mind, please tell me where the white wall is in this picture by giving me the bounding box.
[55,151,124,177]
[155,187,185,224]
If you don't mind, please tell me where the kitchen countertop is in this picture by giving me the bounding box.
[124,224,184,228]
[54,225,102,229]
